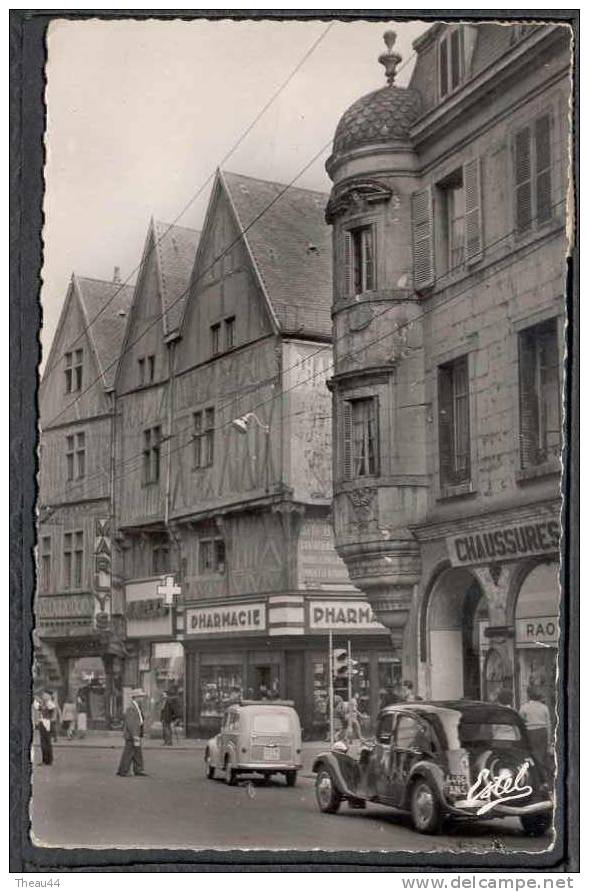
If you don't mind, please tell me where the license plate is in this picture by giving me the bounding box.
[264,747,279,761]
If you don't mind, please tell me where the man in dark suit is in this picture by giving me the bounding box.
[116,689,148,777]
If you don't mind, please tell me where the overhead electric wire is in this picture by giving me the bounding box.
[41,21,336,384]
[41,192,568,510]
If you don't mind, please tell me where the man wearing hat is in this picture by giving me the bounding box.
[116,689,148,777]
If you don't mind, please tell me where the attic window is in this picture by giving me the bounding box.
[65,349,83,393]
[439,26,465,99]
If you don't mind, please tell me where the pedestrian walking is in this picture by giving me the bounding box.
[33,690,55,766]
[160,691,175,746]
[50,692,61,741]
[519,686,551,769]
[116,689,148,777]
[61,700,77,739]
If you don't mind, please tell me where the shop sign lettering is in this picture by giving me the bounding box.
[516,616,559,646]
[126,598,169,621]
[309,600,387,631]
[447,520,559,567]
[186,603,266,635]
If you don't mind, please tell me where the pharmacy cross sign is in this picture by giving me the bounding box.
[157,575,181,606]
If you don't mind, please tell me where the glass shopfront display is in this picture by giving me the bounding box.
[377,655,402,707]
[200,662,244,719]
[68,656,106,724]
[139,642,184,728]
[515,562,559,723]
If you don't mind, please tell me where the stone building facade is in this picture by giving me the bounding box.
[325,22,571,723]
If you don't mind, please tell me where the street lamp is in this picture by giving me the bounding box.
[230,412,270,491]
[231,412,269,434]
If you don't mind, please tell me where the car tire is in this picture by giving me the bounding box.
[315,767,342,814]
[285,770,297,787]
[205,750,215,779]
[410,778,443,834]
[224,755,237,786]
[521,813,552,837]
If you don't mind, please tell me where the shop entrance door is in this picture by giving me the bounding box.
[249,664,280,700]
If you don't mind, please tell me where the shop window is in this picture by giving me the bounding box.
[514,114,553,233]
[438,355,471,487]
[146,642,184,727]
[142,425,161,484]
[40,536,51,592]
[192,407,215,469]
[340,397,379,480]
[65,348,83,394]
[200,664,243,718]
[378,657,402,708]
[344,225,376,296]
[439,26,465,99]
[518,318,560,469]
[198,537,225,575]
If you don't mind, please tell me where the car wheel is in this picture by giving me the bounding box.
[205,754,215,780]
[315,767,342,814]
[521,813,552,837]
[224,755,237,786]
[285,770,297,787]
[410,778,443,834]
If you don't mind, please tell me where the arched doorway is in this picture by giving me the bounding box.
[427,567,489,700]
[514,562,559,718]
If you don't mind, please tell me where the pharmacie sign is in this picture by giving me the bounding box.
[309,600,387,631]
[447,519,559,567]
[186,602,266,635]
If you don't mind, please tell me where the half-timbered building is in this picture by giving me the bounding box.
[37,273,133,727]
[113,219,200,726]
[170,171,396,739]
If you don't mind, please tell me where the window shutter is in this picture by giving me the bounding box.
[411,188,435,293]
[464,158,483,261]
[514,126,532,232]
[518,330,540,468]
[535,115,552,224]
[341,400,352,481]
[439,37,448,97]
[363,226,376,291]
[438,365,454,485]
[343,231,353,298]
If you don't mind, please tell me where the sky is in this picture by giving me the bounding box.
[42,17,429,362]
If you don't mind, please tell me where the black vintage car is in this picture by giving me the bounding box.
[312,701,553,836]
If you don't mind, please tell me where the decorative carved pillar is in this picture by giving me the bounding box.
[272,502,306,591]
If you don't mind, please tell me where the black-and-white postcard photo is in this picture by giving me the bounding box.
[10,8,579,875]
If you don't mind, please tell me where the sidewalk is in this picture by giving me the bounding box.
[50,733,328,763]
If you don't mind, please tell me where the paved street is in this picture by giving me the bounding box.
[31,745,551,854]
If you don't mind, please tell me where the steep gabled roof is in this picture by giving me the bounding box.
[153,221,201,335]
[221,170,332,340]
[74,276,135,389]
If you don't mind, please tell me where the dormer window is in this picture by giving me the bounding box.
[439,27,465,99]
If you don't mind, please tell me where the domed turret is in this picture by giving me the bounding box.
[327,31,421,172]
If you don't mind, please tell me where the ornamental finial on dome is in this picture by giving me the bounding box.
[378,30,402,85]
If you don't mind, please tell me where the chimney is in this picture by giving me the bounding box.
[113,266,121,284]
